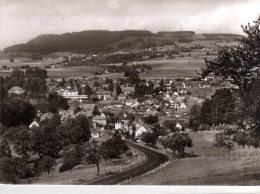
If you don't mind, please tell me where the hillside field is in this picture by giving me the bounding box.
[128,131,260,185]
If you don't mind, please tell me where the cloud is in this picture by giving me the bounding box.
[0,0,259,49]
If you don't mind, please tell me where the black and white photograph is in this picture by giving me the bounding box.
[0,0,259,193]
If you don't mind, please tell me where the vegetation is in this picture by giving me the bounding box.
[0,99,35,127]
[201,16,260,146]
[140,132,158,146]
[160,133,193,156]
[4,30,153,54]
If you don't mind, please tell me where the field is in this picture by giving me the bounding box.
[0,58,63,67]
[128,131,260,185]
[0,53,215,78]
[47,67,105,78]
[136,55,216,78]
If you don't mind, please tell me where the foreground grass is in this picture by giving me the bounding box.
[129,131,260,185]
[21,150,144,184]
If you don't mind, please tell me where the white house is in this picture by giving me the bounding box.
[8,86,24,95]
[134,119,151,137]
[176,122,182,130]
[179,102,187,109]
[126,99,139,107]
[29,120,40,129]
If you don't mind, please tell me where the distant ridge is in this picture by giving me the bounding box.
[4,30,243,54]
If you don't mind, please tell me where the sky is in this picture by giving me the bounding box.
[0,0,259,49]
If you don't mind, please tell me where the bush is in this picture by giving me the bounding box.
[125,150,133,157]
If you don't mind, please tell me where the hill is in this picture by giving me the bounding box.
[3,30,243,54]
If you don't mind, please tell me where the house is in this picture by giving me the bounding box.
[170,102,179,110]
[121,86,135,94]
[29,120,40,129]
[102,83,109,90]
[126,99,139,107]
[163,93,172,101]
[61,90,78,97]
[40,112,54,121]
[115,113,132,131]
[176,122,183,130]
[80,103,96,112]
[92,113,107,127]
[118,94,127,102]
[8,86,24,95]
[64,83,72,89]
[111,101,123,108]
[91,129,102,138]
[96,90,112,100]
[134,119,152,137]
[146,108,159,116]
[179,102,187,109]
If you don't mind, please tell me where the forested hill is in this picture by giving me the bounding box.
[4,30,243,54]
[4,30,154,54]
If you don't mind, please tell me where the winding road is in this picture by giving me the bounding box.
[85,141,168,185]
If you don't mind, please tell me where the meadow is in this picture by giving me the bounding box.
[21,146,144,185]
[129,131,260,185]
[47,67,105,78]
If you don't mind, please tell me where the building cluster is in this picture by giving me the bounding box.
[8,74,230,140]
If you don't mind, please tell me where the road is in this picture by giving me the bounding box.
[85,141,168,185]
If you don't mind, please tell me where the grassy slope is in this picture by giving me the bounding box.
[129,131,260,185]
[22,149,144,185]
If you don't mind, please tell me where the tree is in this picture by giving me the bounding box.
[0,99,36,127]
[0,123,6,136]
[159,79,166,92]
[140,132,157,146]
[83,84,93,95]
[58,115,91,146]
[152,123,167,136]
[201,16,260,136]
[34,156,57,175]
[92,105,100,116]
[164,133,193,156]
[48,92,69,111]
[199,89,239,126]
[59,145,82,172]
[84,140,103,176]
[100,135,128,161]
[116,83,122,95]
[234,132,248,148]
[30,118,62,158]
[214,124,238,151]
[0,157,18,183]
[144,115,158,125]
[188,104,202,131]
[163,120,180,133]
[12,125,31,158]
[0,139,11,158]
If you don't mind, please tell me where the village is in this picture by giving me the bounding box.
[7,68,232,142]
